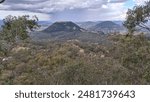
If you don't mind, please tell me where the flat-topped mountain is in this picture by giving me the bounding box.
[95,21,120,28]
[43,21,84,33]
[90,21,124,34]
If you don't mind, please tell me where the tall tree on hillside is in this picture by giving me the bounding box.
[0,15,39,55]
[124,1,150,34]
[0,15,39,42]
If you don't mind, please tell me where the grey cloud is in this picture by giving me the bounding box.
[0,0,127,13]
[0,0,128,21]
[5,0,44,4]
[109,0,128,3]
[1,0,125,14]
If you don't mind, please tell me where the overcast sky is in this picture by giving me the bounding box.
[0,0,149,21]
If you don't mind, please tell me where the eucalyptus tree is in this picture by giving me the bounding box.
[124,1,150,34]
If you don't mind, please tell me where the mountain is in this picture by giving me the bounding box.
[95,21,120,28]
[76,21,124,29]
[43,21,84,33]
[90,21,125,34]
[30,21,108,44]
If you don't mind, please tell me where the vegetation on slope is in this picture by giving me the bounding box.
[0,34,150,84]
[0,1,150,84]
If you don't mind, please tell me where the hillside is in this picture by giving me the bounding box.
[90,21,124,34]
[43,21,84,33]
[0,34,150,85]
[1,19,150,85]
[1,17,150,85]
[30,21,107,44]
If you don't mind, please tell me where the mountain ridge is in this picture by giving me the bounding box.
[43,21,84,33]
[30,21,108,44]
[90,21,124,34]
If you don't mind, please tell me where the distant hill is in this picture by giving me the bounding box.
[76,21,125,34]
[30,21,108,44]
[95,21,120,28]
[43,21,84,33]
[90,21,125,34]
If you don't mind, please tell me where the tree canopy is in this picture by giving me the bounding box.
[0,15,39,42]
[124,1,150,33]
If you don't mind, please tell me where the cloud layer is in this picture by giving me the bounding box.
[134,0,148,5]
[0,0,146,21]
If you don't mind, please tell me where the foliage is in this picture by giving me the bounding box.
[0,15,39,56]
[0,35,150,85]
[109,34,150,84]
[123,1,150,33]
[0,15,39,42]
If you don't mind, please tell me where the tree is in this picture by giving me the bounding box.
[124,1,150,34]
[0,15,39,42]
[0,15,39,56]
